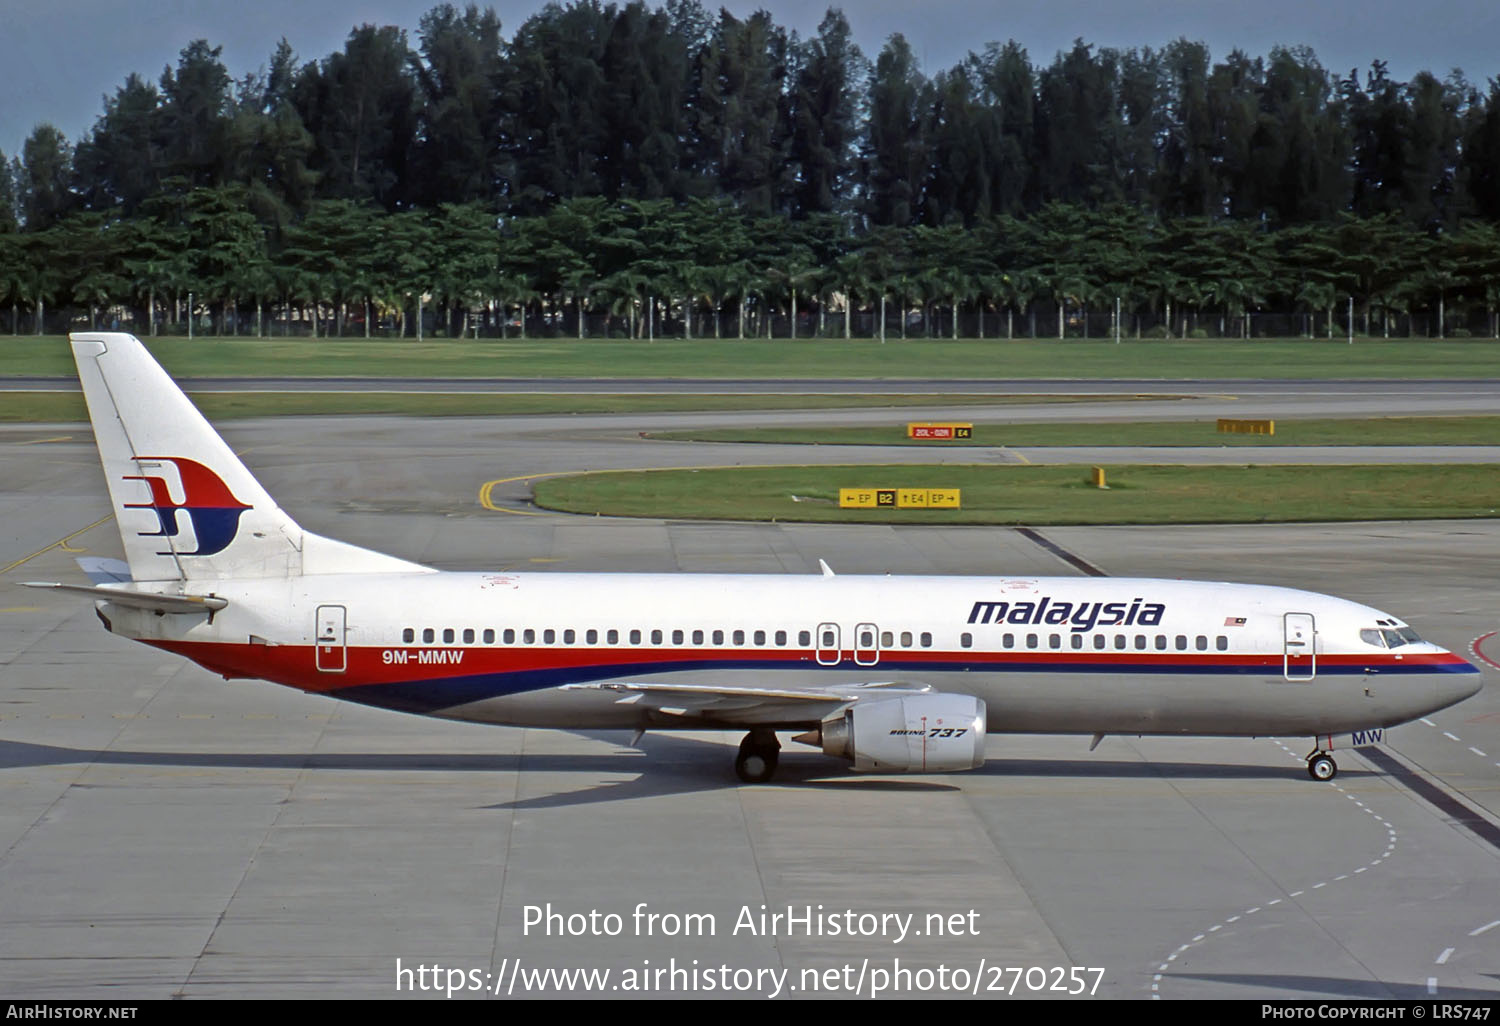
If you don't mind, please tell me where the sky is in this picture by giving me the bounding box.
[4,0,1499,159]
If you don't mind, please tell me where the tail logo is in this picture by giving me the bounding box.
[123,457,252,556]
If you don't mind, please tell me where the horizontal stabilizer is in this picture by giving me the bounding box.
[22,582,227,614]
[76,557,133,585]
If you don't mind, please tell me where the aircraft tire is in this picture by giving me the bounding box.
[1307,754,1337,781]
[735,735,779,783]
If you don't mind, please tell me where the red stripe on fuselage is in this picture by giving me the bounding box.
[145,640,1475,693]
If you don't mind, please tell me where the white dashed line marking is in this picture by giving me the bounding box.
[1436,948,1454,965]
[1150,742,1399,1000]
[1470,747,1487,757]
[1469,920,1500,937]
[1422,718,1437,727]
[1444,732,1461,742]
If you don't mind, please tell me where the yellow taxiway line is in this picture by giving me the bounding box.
[0,515,112,575]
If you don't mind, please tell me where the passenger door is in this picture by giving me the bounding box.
[1283,612,1316,681]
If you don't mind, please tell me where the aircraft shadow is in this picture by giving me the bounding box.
[0,731,1357,810]
[1167,972,1500,999]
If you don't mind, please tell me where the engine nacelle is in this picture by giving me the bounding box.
[819,694,987,772]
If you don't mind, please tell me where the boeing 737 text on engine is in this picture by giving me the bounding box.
[24,333,1483,783]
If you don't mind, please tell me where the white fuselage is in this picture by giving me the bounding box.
[101,572,1482,738]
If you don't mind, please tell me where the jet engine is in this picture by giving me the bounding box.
[808,694,987,772]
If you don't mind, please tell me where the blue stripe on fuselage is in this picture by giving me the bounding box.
[325,655,1478,716]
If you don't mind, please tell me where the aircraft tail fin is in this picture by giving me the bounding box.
[71,332,430,582]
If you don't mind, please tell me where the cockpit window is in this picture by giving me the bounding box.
[1373,627,1423,648]
[1362,626,1425,649]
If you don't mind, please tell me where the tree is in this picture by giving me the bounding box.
[157,41,234,187]
[410,3,508,207]
[224,40,319,226]
[17,125,75,229]
[0,151,17,233]
[298,25,419,208]
[787,8,863,217]
[862,34,928,226]
[73,74,163,214]
[691,9,793,215]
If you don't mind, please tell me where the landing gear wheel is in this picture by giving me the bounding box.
[1307,753,1338,781]
[735,733,780,783]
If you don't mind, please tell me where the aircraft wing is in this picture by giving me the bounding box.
[563,679,935,725]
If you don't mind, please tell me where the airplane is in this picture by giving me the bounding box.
[21,332,1484,784]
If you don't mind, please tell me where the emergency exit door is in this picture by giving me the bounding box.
[316,605,347,672]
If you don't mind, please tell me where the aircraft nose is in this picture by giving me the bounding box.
[1457,673,1484,703]
[1442,658,1484,705]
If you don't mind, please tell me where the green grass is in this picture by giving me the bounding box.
[532,464,1500,525]
[5,335,1500,380]
[649,416,1500,448]
[0,390,1119,423]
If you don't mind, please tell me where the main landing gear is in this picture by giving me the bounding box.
[1306,749,1338,781]
[735,730,781,783]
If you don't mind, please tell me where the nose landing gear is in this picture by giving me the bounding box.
[1306,750,1338,781]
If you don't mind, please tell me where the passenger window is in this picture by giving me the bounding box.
[1071,634,1083,650]
[692,629,704,645]
[463,628,475,644]
[754,630,766,646]
[443,628,455,643]
[607,629,618,645]
[1002,633,1014,648]
[672,629,684,645]
[403,628,415,643]
[901,631,913,647]
[1195,635,1207,651]
[961,633,973,649]
[799,630,811,646]
[585,629,596,644]
[713,629,725,645]
[1155,635,1166,650]
[483,629,494,644]
[651,629,663,645]
[1026,633,1038,649]
[881,631,893,647]
[630,629,641,645]
[1134,635,1146,650]
[543,629,555,644]
[920,632,932,648]
[563,629,575,644]
[503,628,515,644]
[1049,634,1061,649]
[776,630,787,646]
[1175,635,1187,650]
[734,630,746,646]
[1093,635,1105,650]
[523,628,536,644]
[1216,636,1228,651]
[820,630,833,647]
[1114,634,1126,650]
